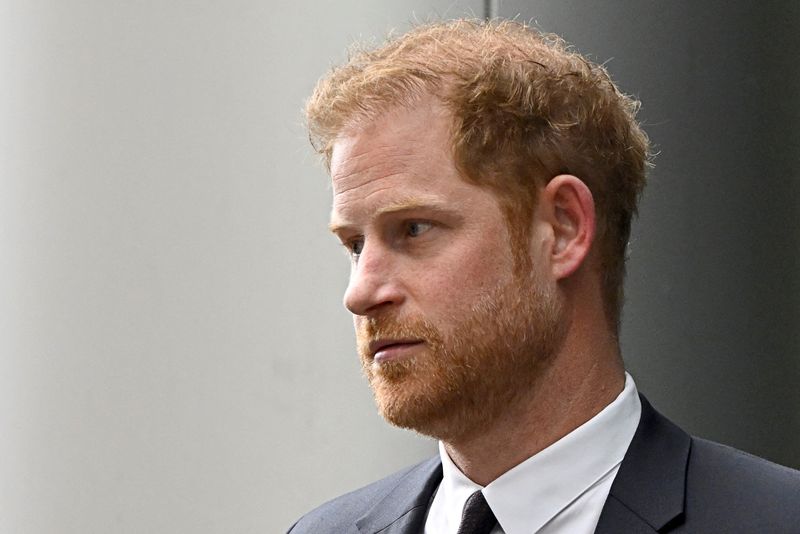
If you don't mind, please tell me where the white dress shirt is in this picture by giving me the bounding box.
[424,373,641,534]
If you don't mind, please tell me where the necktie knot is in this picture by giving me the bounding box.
[456,490,497,534]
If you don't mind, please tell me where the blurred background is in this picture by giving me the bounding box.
[1,1,797,532]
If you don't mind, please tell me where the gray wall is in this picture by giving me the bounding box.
[499,0,800,467]
[0,2,479,532]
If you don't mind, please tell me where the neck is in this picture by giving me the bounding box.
[442,328,625,486]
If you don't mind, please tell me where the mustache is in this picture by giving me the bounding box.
[356,316,442,358]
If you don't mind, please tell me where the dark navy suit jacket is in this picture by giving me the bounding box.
[289,396,800,533]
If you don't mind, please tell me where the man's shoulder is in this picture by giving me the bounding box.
[287,456,441,534]
[604,395,800,533]
[687,436,800,510]
[690,435,800,485]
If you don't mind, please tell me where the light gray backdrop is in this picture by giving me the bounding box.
[1,1,479,532]
[1,1,797,533]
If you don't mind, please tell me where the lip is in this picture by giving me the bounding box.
[369,339,425,364]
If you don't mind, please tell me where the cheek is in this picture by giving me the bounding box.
[425,243,514,305]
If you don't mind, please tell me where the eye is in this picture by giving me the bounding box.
[346,237,364,257]
[406,221,433,237]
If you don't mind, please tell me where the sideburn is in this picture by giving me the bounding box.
[497,194,537,277]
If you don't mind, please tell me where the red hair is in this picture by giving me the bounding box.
[306,19,650,330]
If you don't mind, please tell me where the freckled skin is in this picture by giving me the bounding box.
[328,97,567,446]
[328,97,623,486]
[330,101,519,334]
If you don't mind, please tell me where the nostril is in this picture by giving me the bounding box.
[342,244,404,315]
[344,274,403,316]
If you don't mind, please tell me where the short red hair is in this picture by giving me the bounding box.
[306,19,650,330]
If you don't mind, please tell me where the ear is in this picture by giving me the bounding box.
[539,175,596,280]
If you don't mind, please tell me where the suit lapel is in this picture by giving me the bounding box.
[352,395,689,533]
[594,395,691,533]
[356,456,443,534]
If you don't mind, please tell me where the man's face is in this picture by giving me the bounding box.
[328,99,566,442]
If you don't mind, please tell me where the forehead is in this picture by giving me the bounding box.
[331,101,452,183]
[329,101,468,221]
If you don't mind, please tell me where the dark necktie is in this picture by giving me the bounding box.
[455,490,498,534]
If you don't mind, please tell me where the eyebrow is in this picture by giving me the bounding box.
[328,197,454,235]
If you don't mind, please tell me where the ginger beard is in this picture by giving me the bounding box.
[356,267,567,442]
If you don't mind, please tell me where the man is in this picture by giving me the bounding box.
[289,19,800,534]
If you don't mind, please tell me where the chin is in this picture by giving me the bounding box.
[371,375,438,433]
[370,373,482,442]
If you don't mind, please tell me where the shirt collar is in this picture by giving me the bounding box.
[436,373,641,534]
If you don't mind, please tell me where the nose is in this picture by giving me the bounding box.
[343,242,403,316]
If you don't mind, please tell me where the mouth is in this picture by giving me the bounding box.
[369,339,425,364]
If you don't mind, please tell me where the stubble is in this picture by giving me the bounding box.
[356,270,566,442]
